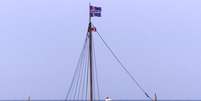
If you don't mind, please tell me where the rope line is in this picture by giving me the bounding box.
[92,37,101,99]
[65,23,153,100]
[81,41,88,99]
[95,29,152,100]
[65,34,88,100]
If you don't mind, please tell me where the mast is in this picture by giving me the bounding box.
[88,4,94,101]
[27,96,31,101]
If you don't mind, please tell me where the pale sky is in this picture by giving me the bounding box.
[0,0,201,100]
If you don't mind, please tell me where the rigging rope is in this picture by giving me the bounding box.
[92,37,101,99]
[85,52,89,100]
[94,27,152,100]
[65,23,153,100]
[65,31,101,100]
[65,34,88,100]
[81,42,89,99]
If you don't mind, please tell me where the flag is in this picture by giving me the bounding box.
[90,5,102,17]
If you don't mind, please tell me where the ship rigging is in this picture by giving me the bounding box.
[65,4,155,101]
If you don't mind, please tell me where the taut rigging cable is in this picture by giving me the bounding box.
[65,34,88,100]
[93,24,153,100]
[65,23,153,100]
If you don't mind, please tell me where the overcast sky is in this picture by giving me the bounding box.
[0,0,201,100]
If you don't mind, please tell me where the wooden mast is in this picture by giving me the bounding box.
[89,4,94,101]
[27,96,31,101]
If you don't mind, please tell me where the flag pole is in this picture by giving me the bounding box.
[88,3,94,101]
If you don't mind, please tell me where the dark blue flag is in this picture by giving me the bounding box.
[90,6,102,17]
